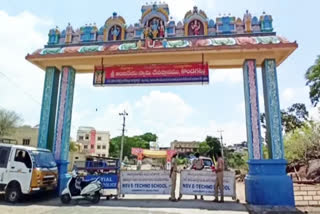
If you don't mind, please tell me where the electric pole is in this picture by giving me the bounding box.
[217,129,224,158]
[119,110,128,165]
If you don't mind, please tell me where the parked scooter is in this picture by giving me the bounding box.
[60,170,102,204]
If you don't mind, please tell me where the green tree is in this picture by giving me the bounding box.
[305,55,320,107]
[203,136,221,160]
[140,132,157,142]
[226,152,248,171]
[109,133,152,158]
[261,103,309,133]
[198,141,210,156]
[284,121,320,164]
[0,109,21,137]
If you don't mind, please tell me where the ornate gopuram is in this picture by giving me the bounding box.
[26,2,297,206]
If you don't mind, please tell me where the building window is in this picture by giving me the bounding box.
[91,145,94,149]
[102,154,106,157]
[102,145,106,150]
[75,157,79,160]
[97,145,101,149]
[22,139,30,145]
[97,136,102,141]
[84,145,88,149]
[85,134,89,140]
[79,136,84,140]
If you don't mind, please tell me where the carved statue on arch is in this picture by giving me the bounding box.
[190,20,202,36]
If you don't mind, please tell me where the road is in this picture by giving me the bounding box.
[0,195,249,214]
[0,181,305,214]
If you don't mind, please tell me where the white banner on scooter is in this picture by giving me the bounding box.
[120,170,171,194]
[180,170,235,197]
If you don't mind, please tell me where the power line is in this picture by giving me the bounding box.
[0,71,41,105]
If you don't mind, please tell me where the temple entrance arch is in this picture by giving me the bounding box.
[26,3,297,207]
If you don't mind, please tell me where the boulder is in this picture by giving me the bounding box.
[306,159,320,180]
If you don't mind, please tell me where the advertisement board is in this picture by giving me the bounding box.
[180,170,235,197]
[84,174,118,189]
[93,63,209,86]
[120,170,171,194]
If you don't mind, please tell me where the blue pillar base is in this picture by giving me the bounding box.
[56,160,70,195]
[245,159,295,206]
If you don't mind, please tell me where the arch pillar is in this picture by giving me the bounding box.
[53,66,76,194]
[244,59,295,206]
[37,67,60,150]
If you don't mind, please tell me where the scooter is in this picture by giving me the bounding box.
[60,170,102,204]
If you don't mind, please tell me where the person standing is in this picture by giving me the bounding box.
[169,153,178,202]
[214,151,224,203]
[192,153,204,200]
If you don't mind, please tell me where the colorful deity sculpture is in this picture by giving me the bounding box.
[244,10,252,33]
[143,23,151,39]
[191,20,201,35]
[111,26,120,41]
[65,23,73,43]
[48,27,60,45]
[151,19,159,38]
[159,21,165,38]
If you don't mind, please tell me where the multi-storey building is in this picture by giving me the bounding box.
[170,140,200,153]
[77,126,110,157]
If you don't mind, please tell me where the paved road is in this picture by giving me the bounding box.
[0,197,249,214]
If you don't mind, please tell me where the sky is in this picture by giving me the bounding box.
[0,0,319,147]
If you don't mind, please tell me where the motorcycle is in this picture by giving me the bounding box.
[60,170,102,204]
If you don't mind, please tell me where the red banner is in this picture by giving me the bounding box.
[93,63,209,86]
[103,63,208,79]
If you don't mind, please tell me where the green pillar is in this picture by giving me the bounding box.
[262,59,284,159]
[38,67,60,150]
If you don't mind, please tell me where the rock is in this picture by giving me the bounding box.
[306,159,320,180]
[297,165,308,180]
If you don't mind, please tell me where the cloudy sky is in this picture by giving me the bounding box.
[1,0,319,146]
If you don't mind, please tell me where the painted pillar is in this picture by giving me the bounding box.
[242,59,262,160]
[261,59,284,159]
[53,66,76,194]
[245,59,294,206]
[38,67,60,150]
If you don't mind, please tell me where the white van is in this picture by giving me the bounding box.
[0,144,58,203]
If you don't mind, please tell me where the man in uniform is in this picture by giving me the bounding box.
[214,151,224,203]
[192,153,204,200]
[169,153,178,201]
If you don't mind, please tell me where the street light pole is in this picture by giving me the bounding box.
[217,129,224,158]
[119,110,128,165]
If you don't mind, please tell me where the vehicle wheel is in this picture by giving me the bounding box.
[60,194,71,204]
[90,191,100,204]
[5,185,21,203]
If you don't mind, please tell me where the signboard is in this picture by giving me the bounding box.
[180,170,235,197]
[84,174,118,189]
[93,63,209,86]
[120,170,171,194]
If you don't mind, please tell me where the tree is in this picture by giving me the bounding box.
[305,55,320,107]
[200,136,221,160]
[0,109,21,137]
[198,141,210,156]
[140,132,157,143]
[284,121,320,164]
[260,103,309,133]
[109,133,153,158]
[226,151,248,171]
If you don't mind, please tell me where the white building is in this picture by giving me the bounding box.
[76,126,110,157]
